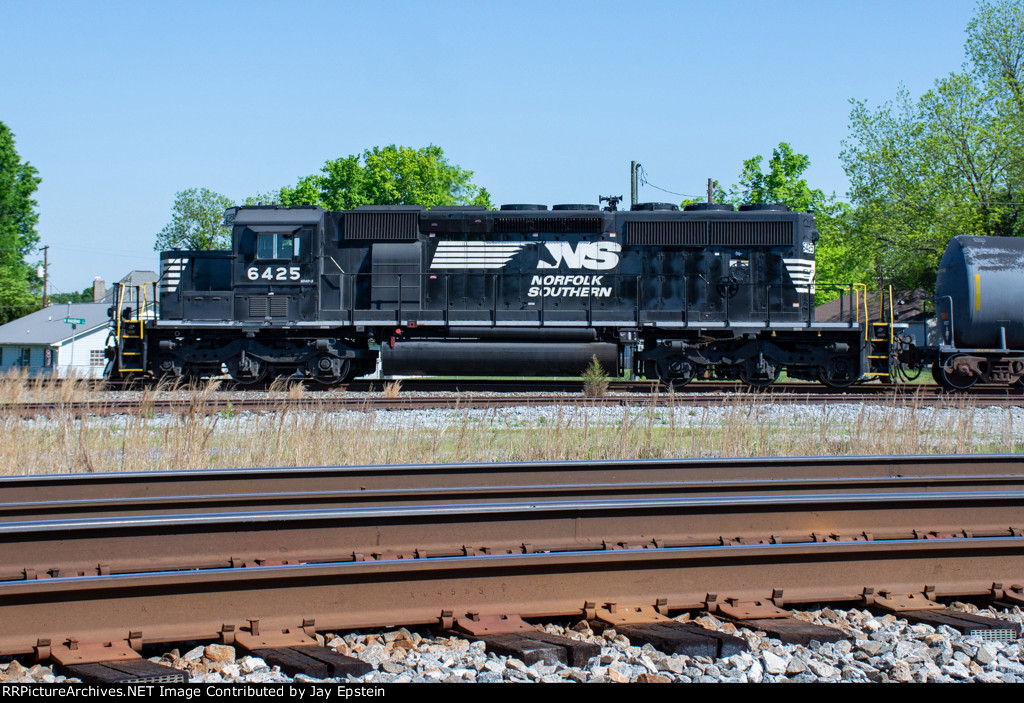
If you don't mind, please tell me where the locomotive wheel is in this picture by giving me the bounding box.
[229,368,267,385]
[227,356,267,385]
[739,359,780,389]
[817,359,857,389]
[932,360,977,390]
[309,357,351,387]
[817,369,857,389]
[660,359,697,390]
[154,356,187,383]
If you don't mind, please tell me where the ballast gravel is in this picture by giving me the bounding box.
[53,397,1024,442]
[4,604,1024,684]
[7,391,1024,683]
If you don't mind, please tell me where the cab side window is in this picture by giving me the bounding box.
[256,233,300,259]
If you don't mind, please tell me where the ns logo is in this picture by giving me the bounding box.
[536,241,621,270]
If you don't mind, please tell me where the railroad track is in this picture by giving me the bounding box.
[3,454,1024,663]
[28,376,1024,394]
[2,382,1023,416]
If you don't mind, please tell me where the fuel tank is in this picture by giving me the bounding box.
[934,235,1024,349]
[381,341,619,377]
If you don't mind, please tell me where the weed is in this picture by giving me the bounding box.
[581,356,609,397]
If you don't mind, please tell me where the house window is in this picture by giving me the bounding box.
[90,350,105,366]
[18,348,30,367]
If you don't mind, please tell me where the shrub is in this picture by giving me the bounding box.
[582,355,609,397]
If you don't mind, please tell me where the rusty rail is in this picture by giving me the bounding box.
[1,455,1024,656]
[3,537,1022,657]
[3,454,1024,505]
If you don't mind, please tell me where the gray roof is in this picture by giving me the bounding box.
[100,270,159,303]
[119,270,158,287]
[0,303,109,345]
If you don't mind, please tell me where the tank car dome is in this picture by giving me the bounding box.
[738,203,791,212]
[499,204,548,211]
[631,202,680,211]
[552,204,601,211]
[682,203,734,212]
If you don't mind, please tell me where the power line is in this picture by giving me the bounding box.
[634,164,704,200]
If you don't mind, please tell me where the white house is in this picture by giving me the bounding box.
[0,303,111,378]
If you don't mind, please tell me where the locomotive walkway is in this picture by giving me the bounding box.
[2,454,1024,677]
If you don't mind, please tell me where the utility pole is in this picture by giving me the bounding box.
[631,161,639,209]
[39,245,48,308]
[707,179,713,204]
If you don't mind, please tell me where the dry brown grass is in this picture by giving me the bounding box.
[0,373,1020,475]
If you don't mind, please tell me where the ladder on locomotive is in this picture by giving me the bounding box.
[112,283,151,373]
[862,285,897,380]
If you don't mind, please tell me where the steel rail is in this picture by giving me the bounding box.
[5,472,1024,523]
[2,454,1022,503]
[2,455,1024,655]
[33,377,1024,394]
[1,536,1021,656]
[2,385,1022,417]
[2,486,1023,585]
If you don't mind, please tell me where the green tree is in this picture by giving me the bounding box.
[280,145,492,210]
[841,0,1024,290]
[0,122,42,323]
[50,284,96,305]
[732,143,830,213]
[155,188,235,251]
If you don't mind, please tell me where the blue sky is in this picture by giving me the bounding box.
[1,0,980,293]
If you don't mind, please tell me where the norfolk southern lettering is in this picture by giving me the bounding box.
[528,275,613,298]
[536,241,621,270]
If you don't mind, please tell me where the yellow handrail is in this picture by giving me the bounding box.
[887,284,894,346]
[853,283,869,341]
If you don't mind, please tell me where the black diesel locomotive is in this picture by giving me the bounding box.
[109,201,898,388]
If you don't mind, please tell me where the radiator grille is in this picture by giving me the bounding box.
[248,297,268,317]
[270,297,288,317]
[494,217,603,234]
[710,221,793,247]
[626,221,707,246]
[344,212,419,240]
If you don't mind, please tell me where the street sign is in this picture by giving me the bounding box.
[64,317,85,325]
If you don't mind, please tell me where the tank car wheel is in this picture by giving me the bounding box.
[739,358,780,389]
[932,360,977,390]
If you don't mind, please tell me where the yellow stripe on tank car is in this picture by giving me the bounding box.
[975,273,981,311]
